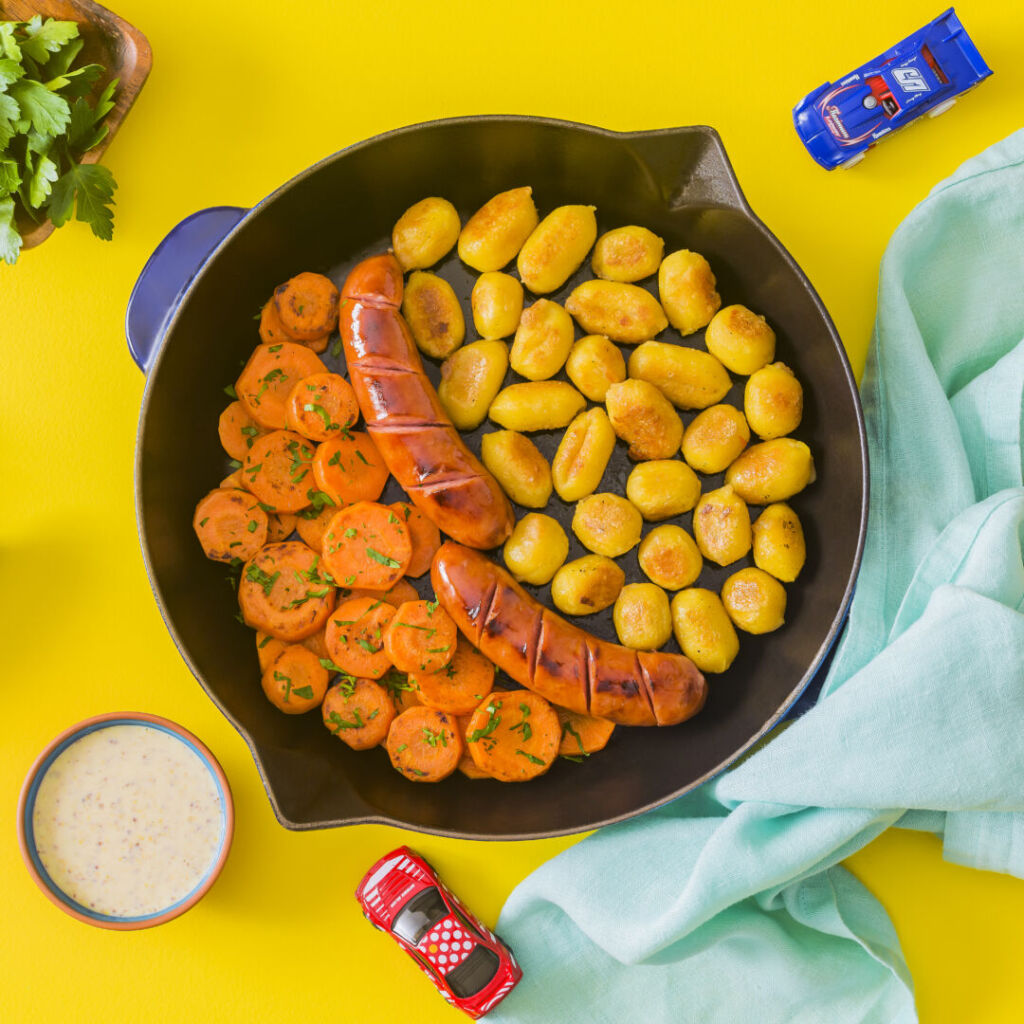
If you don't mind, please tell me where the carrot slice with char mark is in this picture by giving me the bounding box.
[322,677,395,750]
[312,432,389,506]
[390,501,441,578]
[324,596,396,679]
[236,342,327,430]
[322,501,412,591]
[243,430,319,513]
[411,639,494,715]
[266,511,298,542]
[194,488,268,563]
[220,468,249,490]
[219,401,268,461]
[262,645,329,714]
[260,297,332,352]
[285,373,359,443]
[465,690,559,782]
[386,706,462,782]
[556,708,615,757]
[274,272,339,341]
[255,630,287,673]
[238,540,337,641]
[385,600,458,674]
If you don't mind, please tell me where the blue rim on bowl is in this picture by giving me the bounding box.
[16,711,234,930]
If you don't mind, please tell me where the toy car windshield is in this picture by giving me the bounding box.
[447,946,501,999]
[391,886,449,946]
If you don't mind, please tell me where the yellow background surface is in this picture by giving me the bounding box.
[2,1,1023,1020]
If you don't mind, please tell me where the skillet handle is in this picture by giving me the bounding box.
[628,126,749,211]
[125,206,247,373]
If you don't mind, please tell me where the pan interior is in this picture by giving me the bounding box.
[137,119,864,838]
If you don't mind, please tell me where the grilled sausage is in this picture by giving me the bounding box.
[341,255,515,550]
[431,541,706,726]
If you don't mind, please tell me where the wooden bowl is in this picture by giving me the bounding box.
[2,0,151,249]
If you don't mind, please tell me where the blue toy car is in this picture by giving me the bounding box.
[793,8,992,169]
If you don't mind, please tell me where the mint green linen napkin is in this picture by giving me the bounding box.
[488,129,1024,1024]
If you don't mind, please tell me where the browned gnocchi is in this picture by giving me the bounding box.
[572,493,643,558]
[517,205,597,294]
[471,272,524,339]
[705,304,776,375]
[480,430,553,508]
[458,186,539,272]
[552,407,616,502]
[510,299,575,381]
[565,280,668,343]
[692,484,752,566]
[670,588,740,674]
[438,339,509,430]
[402,271,465,359]
[725,439,815,505]
[591,226,664,282]
[625,460,701,521]
[681,404,751,474]
[721,567,787,634]
[744,362,804,439]
[613,583,673,650]
[503,513,569,585]
[489,381,587,432]
[628,342,731,410]
[658,249,721,335]
[638,525,703,590]
[752,503,806,582]
[565,335,626,402]
[551,555,625,616]
[605,379,683,461]
[392,197,461,271]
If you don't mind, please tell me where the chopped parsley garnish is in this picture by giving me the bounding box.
[510,703,532,741]
[422,727,447,748]
[224,384,237,398]
[357,638,378,653]
[516,750,545,765]
[344,527,357,538]
[292,684,315,699]
[245,564,280,596]
[366,547,400,568]
[468,702,501,743]
[562,720,587,756]
[303,402,339,431]
[326,709,363,733]
[199,517,209,527]
[247,520,258,533]
[355,450,370,465]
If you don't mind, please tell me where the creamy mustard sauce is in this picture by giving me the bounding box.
[32,725,224,917]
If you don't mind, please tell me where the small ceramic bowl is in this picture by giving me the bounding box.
[17,712,234,930]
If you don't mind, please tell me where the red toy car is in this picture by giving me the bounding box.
[356,846,522,1018]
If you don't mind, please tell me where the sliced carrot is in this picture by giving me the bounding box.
[262,645,329,714]
[465,690,560,782]
[300,626,330,662]
[285,373,359,443]
[274,272,340,341]
[379,666,421,713]
[312,432,389,505]
[390,501,441,578]
[386,706,462,782]
[556,708,616,758]
[322,502,412,591]
[346,578,419,606]
[266,511,297,542]
[219,401,268,461]
[243,430,318,513]
[256,630,287,673]
[456,715,494,779]
[324,595,396,679]
[259,299,290,346]
[238,540,337,641]
[236,342,327,430]
[220,468,249,490]
[193,488,268,563]
[384,599,458,674]
[322,677,395,750]
[411,639,494,715]
[295,502,342,553]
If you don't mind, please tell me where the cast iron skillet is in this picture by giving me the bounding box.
[127,116,868,840]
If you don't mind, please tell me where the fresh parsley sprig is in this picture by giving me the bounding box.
[0,17,120,264]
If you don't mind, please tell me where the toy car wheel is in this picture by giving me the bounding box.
[840,152,866,169]
[927,99,957,118]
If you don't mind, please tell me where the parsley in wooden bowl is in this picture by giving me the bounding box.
[0,1,150,264]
